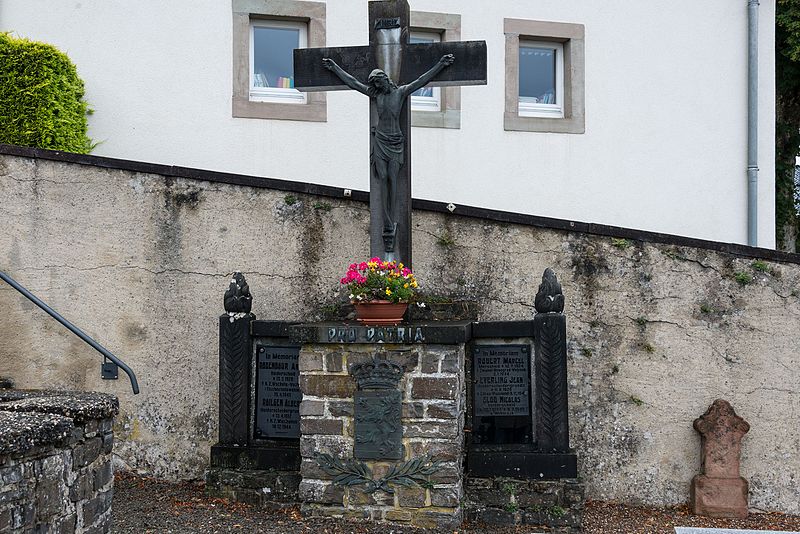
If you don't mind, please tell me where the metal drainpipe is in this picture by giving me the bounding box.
[747,0,759,246]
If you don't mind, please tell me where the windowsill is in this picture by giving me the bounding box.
[233,96,327,122]
[412,108,461,129]
[503,112,584,134]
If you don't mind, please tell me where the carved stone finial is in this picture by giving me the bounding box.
[691,399,750,518]
[223,271,252,314]
[534,268,564,313]
[350,356,403,390]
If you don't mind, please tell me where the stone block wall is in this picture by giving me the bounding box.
[465,477,584,532]
[0,390,118,533]
[298,343,466,528]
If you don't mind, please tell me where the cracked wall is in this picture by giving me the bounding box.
[0,154,798,513]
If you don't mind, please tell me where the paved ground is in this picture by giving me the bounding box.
[112,473,800,533]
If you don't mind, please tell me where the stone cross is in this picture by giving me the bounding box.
[690,399,750,519]
[294,0,487,266]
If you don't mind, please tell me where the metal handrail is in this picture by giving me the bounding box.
[0,270,139,394]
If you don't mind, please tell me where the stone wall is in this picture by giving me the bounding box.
[0,389,118,533]
[298,343,465,528]
[0,149,798,513]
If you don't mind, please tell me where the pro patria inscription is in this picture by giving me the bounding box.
[255,345,301,439]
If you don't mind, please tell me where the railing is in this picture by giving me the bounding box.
[0,270,139,394]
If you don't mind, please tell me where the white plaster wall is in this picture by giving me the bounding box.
[0,0,777,247]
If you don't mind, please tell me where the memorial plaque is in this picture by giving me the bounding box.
[255,345,301,439]
[354,390,403,460]
[472,344,533,445]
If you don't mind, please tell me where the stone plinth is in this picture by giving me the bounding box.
[0,390,118,533]
[465,476,584,531]
[691,399,750,519]
[295,322,469,529]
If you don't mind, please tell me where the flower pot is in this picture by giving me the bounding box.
[353,300,409,326]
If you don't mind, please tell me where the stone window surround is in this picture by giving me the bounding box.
[410,11,462,129]
[504,18,585,134]
[232,0,326,122]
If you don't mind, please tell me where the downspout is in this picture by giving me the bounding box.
[747,0,759,246]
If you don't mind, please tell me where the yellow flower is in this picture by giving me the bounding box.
[411,281,418,288]
[404,283,409,289]
[385,288,392,295]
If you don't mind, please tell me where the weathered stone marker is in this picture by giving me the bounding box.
[691,399,750,518]
[293,0,487,266]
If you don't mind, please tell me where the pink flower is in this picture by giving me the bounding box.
[349,263,357,270]
[359,262,368,270]
[340,277,348,284]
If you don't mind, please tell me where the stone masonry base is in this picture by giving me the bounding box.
[298,342,466,529]
[465,476,584,532]
[205,467,301,508]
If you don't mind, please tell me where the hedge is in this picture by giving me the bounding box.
[0,33,93,153]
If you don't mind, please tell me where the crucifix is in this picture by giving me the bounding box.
[294,0,487,267]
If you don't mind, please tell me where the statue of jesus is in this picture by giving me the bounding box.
[322,53,455,256]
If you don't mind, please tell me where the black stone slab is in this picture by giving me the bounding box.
[210,444,300,471]
[354,390,403,460]
[290,321,472,344]
[471,321,535,338]
[254,345,301,440]
[472,345,533,445]
[294,41,488,92]
[467,450,578,479]
[251,321,297,338]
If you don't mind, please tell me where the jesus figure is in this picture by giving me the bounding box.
[322,53,455,257]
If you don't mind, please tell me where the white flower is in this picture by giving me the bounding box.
[349,294,355,299]
[416,302,426,308]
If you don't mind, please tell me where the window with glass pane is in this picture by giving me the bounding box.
[250,20,306,103]
[518,42,563,117]
[409,32,441,111]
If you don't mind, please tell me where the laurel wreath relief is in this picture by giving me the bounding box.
[315,453,442,494]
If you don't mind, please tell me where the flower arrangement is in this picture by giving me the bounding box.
[340,257,418,304]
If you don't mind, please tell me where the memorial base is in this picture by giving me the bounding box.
[465,476,584,531]
[691,474,749,519]
[468,450,578,479]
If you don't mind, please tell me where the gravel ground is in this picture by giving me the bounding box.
[112,473,800,533]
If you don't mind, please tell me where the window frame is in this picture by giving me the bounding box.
[248,19,308,105]
[504,19,585,134]
[409,11,462,129]
[518,41,564,119]
[232,0,326,122]
[409,30,442,113]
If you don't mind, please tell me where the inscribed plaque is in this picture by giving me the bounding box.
[255,345,301,439]
[474,345,531,417]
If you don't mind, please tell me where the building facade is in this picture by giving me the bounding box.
[0,0,777,247]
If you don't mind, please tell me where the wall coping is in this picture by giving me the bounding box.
[0,390,119,455]
[1,143,798,265]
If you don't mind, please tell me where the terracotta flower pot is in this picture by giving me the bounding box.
[353,300,409,326]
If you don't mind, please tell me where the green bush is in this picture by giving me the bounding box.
[0,33,93,153]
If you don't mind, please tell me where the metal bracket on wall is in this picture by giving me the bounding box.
[101,358,119,380]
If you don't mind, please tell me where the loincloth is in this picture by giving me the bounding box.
[371,128,404,166]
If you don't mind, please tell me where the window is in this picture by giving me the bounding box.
[409,31,441,112]
[504,19,585,134]
[249,20,307,105]
[518,42,563,118]
[409,11,462,129]
[232,0,326,122]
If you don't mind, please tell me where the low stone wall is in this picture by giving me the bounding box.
[298,343,466,528]
[465,477,584,531]
[0,388,118,533]
[1,149,799,513]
